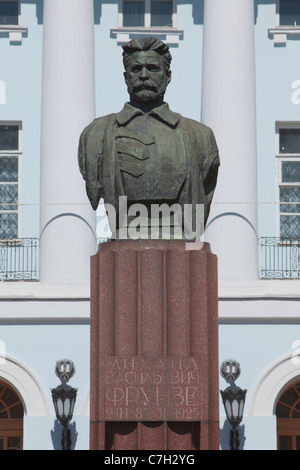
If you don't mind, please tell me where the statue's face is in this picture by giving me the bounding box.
[124,50,171,104]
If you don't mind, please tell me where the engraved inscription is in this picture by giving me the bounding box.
[99,356,201,421]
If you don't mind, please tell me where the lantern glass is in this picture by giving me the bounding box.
[69,397,76,417]
[51,385,77,426]
[64,397,71,417]
[57,398,64,417]
[221,384,247,428]
[224,398,232,419]
[240,399,245,417]
[232,398,239,418]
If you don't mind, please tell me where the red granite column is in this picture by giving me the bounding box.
[90,240,219,450]
[138,249,166,450]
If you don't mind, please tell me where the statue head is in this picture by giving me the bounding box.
[122,37,172,106]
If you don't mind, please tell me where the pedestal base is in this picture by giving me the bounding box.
[90,240,219,450]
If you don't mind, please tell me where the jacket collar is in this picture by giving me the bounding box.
[116,102,181,128]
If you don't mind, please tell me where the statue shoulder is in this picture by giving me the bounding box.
[179,116,220,168]
[180,116,216,141]
[80,113,117,141]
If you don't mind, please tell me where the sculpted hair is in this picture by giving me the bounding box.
[122,37,172,70]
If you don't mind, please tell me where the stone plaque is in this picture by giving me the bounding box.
[99,356,201,421]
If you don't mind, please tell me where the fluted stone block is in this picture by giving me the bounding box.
[90,240,219,450]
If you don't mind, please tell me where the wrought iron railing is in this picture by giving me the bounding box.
[0,236,299,281]
[0,238,39,281]
[259,237,300,279]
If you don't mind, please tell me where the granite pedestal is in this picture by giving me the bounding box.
[90,240,219,450]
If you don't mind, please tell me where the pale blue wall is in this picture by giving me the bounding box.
[0,1,43,239]
[255,0,300,237]
[219,321,300,450]
[0,322,90,450]
[24,416,89,450]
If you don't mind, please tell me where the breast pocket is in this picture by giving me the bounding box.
[116,135,153,178]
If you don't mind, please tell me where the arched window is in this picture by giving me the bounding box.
[0,380,23,450]
[276,382,300,450]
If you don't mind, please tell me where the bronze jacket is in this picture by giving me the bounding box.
[78,103,219,229]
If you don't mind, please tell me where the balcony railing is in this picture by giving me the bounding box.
[0,236,299,281]
[259,237,300,279]
[0,238,39,281]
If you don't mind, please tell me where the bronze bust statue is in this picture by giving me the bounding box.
[78,37,219,239]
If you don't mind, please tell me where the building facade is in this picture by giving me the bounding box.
[0,0,300,450]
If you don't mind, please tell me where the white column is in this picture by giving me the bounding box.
[40,0,96,282]
[202,0,258,280]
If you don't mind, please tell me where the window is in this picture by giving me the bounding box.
[276,125,300,239]
[276,382,300,450]
[119,0,176,28]
[0,123,21,239]
[279,0,300,26]
[114,0,182,45]
[269,1,300,45]
[123,1,145,26]
[0,1,28,44]
[0,381,23,450]
[0,0,19,26]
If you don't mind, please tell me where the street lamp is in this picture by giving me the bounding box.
[220,359,247,450]
[51,359,77,450]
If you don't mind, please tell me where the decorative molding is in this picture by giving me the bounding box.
[249,352,300,416]
[0,353,49,416]
[269,27,300,45]
[111,28,183,45]
[0,25,28,44]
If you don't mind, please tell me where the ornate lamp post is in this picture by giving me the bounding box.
[220,359,247,450]
[51,359,77,450]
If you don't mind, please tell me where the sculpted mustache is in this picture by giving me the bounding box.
[133,83,157,91]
